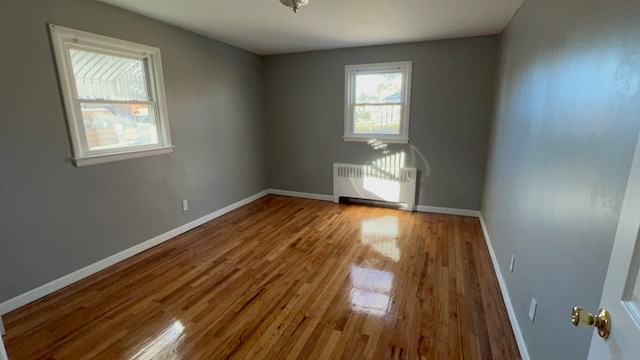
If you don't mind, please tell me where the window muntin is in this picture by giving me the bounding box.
[345,62,412,143]
[50,25,173,166]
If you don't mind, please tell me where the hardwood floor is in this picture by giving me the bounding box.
[2,195,520,359]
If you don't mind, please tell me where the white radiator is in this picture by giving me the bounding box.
[333,163,417,211]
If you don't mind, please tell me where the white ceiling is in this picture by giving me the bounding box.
[98,0,523,55]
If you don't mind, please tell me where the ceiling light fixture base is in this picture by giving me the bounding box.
[279,0,309,13]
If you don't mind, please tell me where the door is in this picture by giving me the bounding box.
[587,130,640,358]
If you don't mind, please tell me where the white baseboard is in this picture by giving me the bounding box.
[0,190,270,316]
[267,190,480,218]
[266,188,485,219]
[0,336,7,360]
[0,187,525,360]
[416,205,481,217]
[268,189,333,202]
[479,215,530,360]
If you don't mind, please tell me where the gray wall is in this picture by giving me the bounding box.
[482,0,640,359]
[264,37,499,210]
[0,0,267,303]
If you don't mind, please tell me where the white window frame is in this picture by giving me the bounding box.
[49,24,173,167]
[344,61,412,144]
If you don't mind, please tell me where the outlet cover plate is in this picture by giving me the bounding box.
[529,297,537,322]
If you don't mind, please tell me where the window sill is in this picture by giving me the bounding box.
[73,146,174,167]
[343,136,409,144]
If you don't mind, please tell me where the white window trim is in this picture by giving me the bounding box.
[49,24,174,167]
[344,61,412,144]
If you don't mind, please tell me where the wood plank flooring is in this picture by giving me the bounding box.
[2,195,520,359]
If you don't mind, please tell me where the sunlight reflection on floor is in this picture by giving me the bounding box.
[129,320,185,360]
[360,216,400,262]
[349,265,394,316]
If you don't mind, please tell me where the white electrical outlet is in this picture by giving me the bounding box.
[529,297,537,322]
[509,254,516,273]
[182,200,189,212]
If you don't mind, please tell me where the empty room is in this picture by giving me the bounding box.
[2,0,640,359]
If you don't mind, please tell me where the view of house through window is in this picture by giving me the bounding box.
[354,72,402,135]
[72,49,159,150]
[345,61,412,143]
[81,104,157,150]
[50,24,173,166]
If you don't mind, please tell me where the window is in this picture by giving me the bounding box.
[344,61,412,143]
[49,24,173,166]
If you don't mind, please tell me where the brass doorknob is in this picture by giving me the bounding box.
[571,307,611,339]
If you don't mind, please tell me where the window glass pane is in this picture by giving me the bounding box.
[355,73,402,104]
[353,104,401,135]
[81,103,158,150]
[70,49,149,101]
